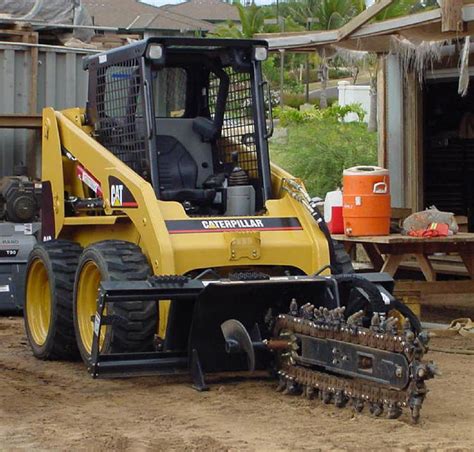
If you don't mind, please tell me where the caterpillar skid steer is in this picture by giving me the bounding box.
[24,37,437,422]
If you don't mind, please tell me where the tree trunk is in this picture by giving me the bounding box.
[319,48,328,109]
[279,49,285,107]
[368,75,377,132]
[319,63,328,109]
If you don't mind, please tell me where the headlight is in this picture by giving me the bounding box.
[254,46,268,61]
[147,44,164,60]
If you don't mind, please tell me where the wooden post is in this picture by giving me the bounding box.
[404,71,423,212]
[305,53,310,103]
[441,0,464,33]
[279,49,285,107]
[24,31,39,178]
[376,54,387,168]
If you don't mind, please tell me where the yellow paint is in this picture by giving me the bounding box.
[41,108,331,337]
[25,258,52,346]
[75,260,106,354]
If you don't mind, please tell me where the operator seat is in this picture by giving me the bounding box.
[156,117,219,204]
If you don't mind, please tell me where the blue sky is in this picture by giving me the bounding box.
[142,0,276,6]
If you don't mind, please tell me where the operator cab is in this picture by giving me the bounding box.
[84,37,273,216]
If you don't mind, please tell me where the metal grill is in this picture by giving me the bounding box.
[209,68,259,179]
[95,59,148,176]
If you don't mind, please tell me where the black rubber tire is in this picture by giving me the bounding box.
[73,240,157,363]
[331,240,354,275]
[24,240,82,360]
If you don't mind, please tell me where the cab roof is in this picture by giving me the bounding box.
[84,36,268,70]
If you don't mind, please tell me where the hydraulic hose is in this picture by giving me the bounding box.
[333,274,387,314]
[342,277,422,334]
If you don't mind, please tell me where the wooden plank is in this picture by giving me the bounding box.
[404,71,417,211]
[459,250,474,279]
[395,280,474,295]
[0,114,42,129]
[400,260,468,277]
[361,243,384,271]
[26,31,39,178]
[377,54,386,167]
[331,233,474,244]
[413,254,437,281]
[381,253,405,276]
[265,7,443,50]
[441,0,464,32]
[337,0,393,41]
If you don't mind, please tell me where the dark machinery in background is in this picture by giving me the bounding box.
[0,173,41,312]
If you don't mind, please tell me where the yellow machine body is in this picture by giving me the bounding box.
[41,107,329,334]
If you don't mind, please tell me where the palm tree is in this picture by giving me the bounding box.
[210,1,265,38]
[286,0,357,108]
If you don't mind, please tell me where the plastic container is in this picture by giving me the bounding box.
[324,189,344,234]
[342,166,391,236]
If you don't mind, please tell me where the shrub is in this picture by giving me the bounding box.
[281,93,306,109]
[273,103,366,126]
[270,120,377,197]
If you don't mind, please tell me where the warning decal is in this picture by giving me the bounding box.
[77,164,103,196]
[165,217,303,234]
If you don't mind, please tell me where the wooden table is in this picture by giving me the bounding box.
[332,233,474,281]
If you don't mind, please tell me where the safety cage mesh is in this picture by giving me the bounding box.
[94,58,148,176]
[209,67,259,180]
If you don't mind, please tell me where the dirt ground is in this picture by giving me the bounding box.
[1,316,473,451]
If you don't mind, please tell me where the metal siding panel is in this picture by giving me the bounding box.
[76,55,88,107]
[0,45,89,176]
[42,51,58,110]
[14,50,30,169]
[65,53,77,108]
[1,50,17,176]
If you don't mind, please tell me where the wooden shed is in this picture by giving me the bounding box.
[265,1,474,231]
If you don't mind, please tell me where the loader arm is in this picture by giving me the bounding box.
[42,107,175,275]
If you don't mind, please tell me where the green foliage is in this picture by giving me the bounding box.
[262,56,280,86]
[274,103,365,126]
[281,93,319,109]
[210,1,265,38]
[271,120,377,197]
[324,102,366,122]
[285,0,357,30]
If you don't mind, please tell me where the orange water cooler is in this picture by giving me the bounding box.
[342,166,391,236]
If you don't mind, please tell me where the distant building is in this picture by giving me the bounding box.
[82,0,214,36]
[160,0,240,24]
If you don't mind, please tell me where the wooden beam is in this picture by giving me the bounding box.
[441,0,464,32]
[0,114,42,129]
[20,31,40,178]
[337,0,394,41]
[376,55,387,168]
[395,280,474,295]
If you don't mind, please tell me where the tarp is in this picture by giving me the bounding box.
[0,0,93,40]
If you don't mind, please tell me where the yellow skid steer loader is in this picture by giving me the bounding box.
[24,37,436,422]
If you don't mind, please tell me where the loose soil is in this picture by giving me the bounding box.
[0,317,473,451]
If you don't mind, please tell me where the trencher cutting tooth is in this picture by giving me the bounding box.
[273,306,436,423]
